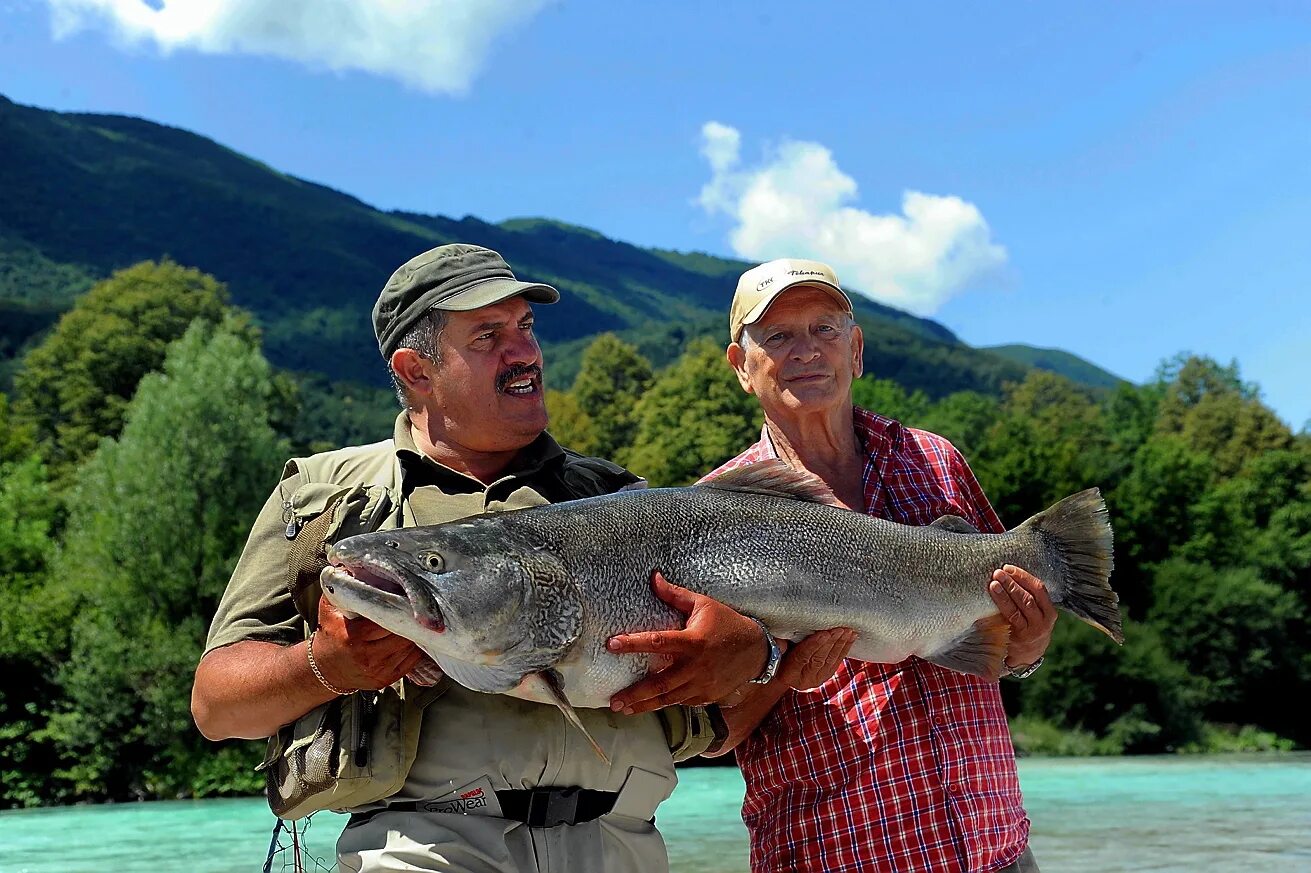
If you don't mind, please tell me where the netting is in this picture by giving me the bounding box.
[262,814,337,873]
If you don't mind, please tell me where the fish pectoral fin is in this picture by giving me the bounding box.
[922,614,1010,681]
[928,514,979,534]
[522,671,612,766]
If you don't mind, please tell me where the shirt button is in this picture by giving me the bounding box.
[933,715,946,727]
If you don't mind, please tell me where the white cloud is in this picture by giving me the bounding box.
[43,0,550,94]
[697,122,1007,316]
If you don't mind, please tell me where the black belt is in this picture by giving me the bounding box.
[351,787,618,829]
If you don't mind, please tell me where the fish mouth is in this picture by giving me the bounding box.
[323,559,446,633]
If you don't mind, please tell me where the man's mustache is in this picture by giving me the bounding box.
[496,363,543,393]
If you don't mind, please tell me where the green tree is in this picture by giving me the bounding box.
[624,338,762,486]
[1013,618,1204,753]
[1154,356,1292,479]
[1179,449,1311,572]
[1105,434,1213,615]
[1147,559,1304,740]
[0,393,37,464]
[1101,382,1163,484]
[43,319,285,800]
[915,391,1001,462]
[971,371,1108,523]
[12,260,252,476]
[0,454,63,806]
[569,334,654,459]
[546,388,599,455]
[850,376,930,426]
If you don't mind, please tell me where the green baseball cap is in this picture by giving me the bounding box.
[373,244,559,358]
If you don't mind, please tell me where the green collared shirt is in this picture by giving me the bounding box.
[205,413,625,653]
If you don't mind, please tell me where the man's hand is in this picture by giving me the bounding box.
[606,571,771,715]
[989,564,1057,669]
[313,597,429,692]
[775,628,857,690]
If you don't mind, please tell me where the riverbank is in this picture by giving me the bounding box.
[1009,716,1297,756]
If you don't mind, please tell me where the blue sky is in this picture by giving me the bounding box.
[3,1,1309,429]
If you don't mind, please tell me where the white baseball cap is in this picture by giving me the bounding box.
[729,258,853,342]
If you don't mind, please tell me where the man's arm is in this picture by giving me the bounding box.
[607,571,855,716]
[990,564,1057,669]
[193,639,334,741]
[705,629,857,755]
[193,598,428,740]
[606,572,773,714]
[191,474,426,740]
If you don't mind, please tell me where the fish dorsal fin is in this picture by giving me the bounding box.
[930,514,979,534]
[701,460,841,507]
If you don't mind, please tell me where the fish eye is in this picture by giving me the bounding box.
[422,552,444,572]
[385,539,400,548]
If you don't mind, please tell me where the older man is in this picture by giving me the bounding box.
[612,258,1053,873]
[191,243,773,873]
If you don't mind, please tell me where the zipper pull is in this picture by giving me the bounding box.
[354,693,375,768]
[284,501,302,540]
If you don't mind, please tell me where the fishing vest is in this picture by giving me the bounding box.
[261,437,717,820]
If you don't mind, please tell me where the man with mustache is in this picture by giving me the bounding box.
[191,244,782,872]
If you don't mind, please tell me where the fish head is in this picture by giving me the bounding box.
[321,522,583,691]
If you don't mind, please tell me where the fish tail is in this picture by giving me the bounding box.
[1018,487,1123,644]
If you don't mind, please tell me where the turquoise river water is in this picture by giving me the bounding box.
[2,753,1309,872]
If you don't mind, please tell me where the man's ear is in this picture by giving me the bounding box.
[850,323,864,380]
[726,342,755,396]
[390,348,433,398]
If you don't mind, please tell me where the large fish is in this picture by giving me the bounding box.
[322,461,1119,758]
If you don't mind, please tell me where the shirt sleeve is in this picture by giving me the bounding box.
[948,447,1005,535]
[204,469,306,653]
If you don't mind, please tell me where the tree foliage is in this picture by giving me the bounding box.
[569,334,653,459]
[1,307,1309,805]
[622,338,763,485]
[39,319,285,800]
[11,260,249,476]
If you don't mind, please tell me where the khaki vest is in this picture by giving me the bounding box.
[262,438,714,820]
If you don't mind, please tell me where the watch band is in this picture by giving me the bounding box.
[1006,655,1045,680]
[747,617,782,684]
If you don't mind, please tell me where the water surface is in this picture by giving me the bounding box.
[2,754,1308,872]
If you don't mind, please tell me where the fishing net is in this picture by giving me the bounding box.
[262,814,337,873]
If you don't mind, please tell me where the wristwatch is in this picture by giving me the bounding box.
[748,617,783,684]
[1006,656,1044,680]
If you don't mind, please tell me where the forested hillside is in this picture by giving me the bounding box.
[0,94,1120,401]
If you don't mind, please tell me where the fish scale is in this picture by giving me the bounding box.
[322,460,1120,742]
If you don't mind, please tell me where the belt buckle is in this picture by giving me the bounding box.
[527,787,580,828]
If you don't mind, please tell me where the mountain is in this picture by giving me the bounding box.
[0,94,1111,397]
[984,344,1126,391]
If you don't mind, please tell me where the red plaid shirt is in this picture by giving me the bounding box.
[702,407,1029,873]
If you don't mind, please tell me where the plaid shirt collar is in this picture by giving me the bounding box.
[750,406,904,514]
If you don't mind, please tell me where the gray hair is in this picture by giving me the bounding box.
[388,308,448,409]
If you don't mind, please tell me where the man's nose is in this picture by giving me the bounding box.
[790,336,821,362]
[503,330,541,366]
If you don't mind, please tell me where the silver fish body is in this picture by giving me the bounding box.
[321,461,1120,711]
